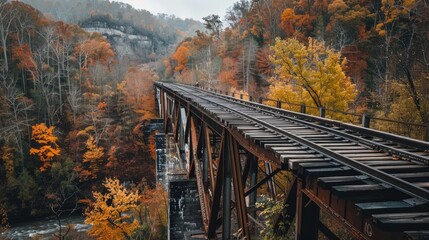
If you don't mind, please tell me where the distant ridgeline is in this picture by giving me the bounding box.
[80,15,157,62]
[20,0,205,62]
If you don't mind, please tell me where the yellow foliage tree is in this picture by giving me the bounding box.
[269,38,357,120]
[376,0,416,37]
[266,82,301,112]
[81,135,104,180]
[85,178,140,240]
[30,123,61,172]
[373,82,427,140]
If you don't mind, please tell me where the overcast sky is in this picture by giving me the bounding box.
[118,0,237,21]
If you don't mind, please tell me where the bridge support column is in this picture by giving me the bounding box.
[208,130,226,239]
[173,102,180,141]
[222,135,232,240]
[296,179,320,240]
[248,155,258,231]
[206,131,251,240]
[230,134,250,239]
[161,89,166,129]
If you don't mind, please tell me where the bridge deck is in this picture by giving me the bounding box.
[156,82,429,240]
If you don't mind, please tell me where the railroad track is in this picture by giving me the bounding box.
[158,82,429,238]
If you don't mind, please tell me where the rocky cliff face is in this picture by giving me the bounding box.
[84,26,153,61]
[80,16,162,63]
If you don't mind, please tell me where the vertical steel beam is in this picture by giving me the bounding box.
[156,87,161,117]
[296,179,320,240]
[184,113,192,175]
[166,96,170,117]
[171,99,176,123]
[249,155,258,230]
[178,107,187,153]
[190,116,210,230]
[164,96,173,133]
[173,102,180,142]
[222,133,232,240]
[202,125,209,184]
[208,130,226,239]
[161,89,166,131]
[205,126,216,194]
[230,134,250,239]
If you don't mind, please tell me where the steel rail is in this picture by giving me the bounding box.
[188,84,429,165]
[226,96,429,165]
[157,82,429,201]
[227,91,429,150]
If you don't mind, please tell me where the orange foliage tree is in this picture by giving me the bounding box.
[171,41,191,72]
[11,44,37,79]
[30,123,61,172]
[219,57,238,89]
[76,34,115,68]
[118,66,158,121]
[280,8,295,36]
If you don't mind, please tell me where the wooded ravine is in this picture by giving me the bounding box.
[0,0,428,239]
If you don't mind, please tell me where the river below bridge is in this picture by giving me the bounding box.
[0,215,91,239]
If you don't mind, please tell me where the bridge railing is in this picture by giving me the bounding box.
[207,86,429,141]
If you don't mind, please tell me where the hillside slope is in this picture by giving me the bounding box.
[21,0,205,62]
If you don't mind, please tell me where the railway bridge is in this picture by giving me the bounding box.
[155,82,429,240]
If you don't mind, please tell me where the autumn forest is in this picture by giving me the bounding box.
[0,0,428,239]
